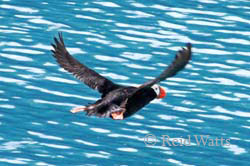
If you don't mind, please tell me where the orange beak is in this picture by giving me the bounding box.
[157,87,166,99]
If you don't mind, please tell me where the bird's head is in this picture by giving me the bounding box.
[151,84,166,99]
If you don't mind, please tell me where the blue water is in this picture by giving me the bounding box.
[0,0,250,165]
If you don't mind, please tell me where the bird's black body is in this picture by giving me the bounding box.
[85,87,136,118]
[84,86,156,118]
[51,33,192,120]
[123,87,157,118]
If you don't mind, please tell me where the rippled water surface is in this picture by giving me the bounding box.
[1,0,250,165]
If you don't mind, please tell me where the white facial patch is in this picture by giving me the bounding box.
[151,84,160,96]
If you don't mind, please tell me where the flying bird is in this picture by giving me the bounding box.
[51,33,192,120]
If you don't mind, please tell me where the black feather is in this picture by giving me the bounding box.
[51,33,122,96]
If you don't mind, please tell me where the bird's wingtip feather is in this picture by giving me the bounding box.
[186,43,192,49]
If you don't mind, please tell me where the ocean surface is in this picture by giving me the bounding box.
[0,0,250,165]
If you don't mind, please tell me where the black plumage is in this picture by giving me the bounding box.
[51,33,192,120]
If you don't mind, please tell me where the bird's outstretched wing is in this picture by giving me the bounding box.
[51,33,121,96]
[139,43,192,88]
[123,43,192,111]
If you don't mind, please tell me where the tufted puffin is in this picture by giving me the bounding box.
[51,33,192,120]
